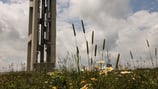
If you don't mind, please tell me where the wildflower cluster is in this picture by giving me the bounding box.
[80,77,97,89]
[45,71,68,89]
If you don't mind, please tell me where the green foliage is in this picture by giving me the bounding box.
[46,71,68,89]
[0,71,49,89]
[0,68,158,89]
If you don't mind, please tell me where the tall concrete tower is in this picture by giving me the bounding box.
[27,0,56,71]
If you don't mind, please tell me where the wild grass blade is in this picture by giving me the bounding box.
[76,46,79,56]
[102,39,105,51]
[115,54,120,70]
[146,40,150,48]
[86,41,89,55]
[94,44,97,57]
[72,23,80,72]
[130,50,133,59]
[155,48,157,56]
[92,31,94,45]
[146,40,154,68]
[155,48,158,67]
[93,44,97,66]
[72,24,76,37]
[130,50,135,69]
[81,20,85,34]
[91,31,94,70]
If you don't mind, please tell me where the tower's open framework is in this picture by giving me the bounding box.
[27,0,56,71]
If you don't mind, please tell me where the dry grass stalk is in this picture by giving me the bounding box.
[101,39,106,62]
[93,44,97,66]
[146,40,154,68]
[94,44,97,57]
[146,40,150,48]
[155,48,158,67]
[92,31,94,45]
[72,23,80,72]
[155,48,157,56]
[81,20,87,43]
[81,20,85,34]
[86,41,89,55]
[130,50,133,59]
[81,20,90,67]
[76,46,79,56]
[91,31,94,70]
[86,40,90,69]
[130,50,135,69]
[72,24,76,37]
[115,54,120,70]
[102,39,106,51]
[106,48,110,63]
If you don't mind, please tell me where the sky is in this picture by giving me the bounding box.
[0,0,158,71]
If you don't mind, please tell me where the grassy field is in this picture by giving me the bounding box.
[0,68,158,89]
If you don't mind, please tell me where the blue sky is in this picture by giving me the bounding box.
[1,0,9,3]
[1,0,158,13]
[130,0,158,12]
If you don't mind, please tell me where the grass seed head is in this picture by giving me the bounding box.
[130,50,133,59]
[76,46,79,56]
[94,44,97,56]
[81,20,85,34]
[72,24,76,37]
[91,31,94,45]
[86,41,89,54]
[146,40,150,47]
[115,53,120,69]
[103,39,106,50]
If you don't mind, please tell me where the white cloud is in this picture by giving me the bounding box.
[68,0,131,18]
[0,1,28,69]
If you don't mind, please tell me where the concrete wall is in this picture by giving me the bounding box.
[27,0,56,71]
[27,0,39,71]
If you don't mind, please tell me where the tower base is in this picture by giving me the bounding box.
[34,63,55,71]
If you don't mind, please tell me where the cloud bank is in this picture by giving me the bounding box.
[0,1,28,70]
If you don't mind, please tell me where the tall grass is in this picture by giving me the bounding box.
[72,24,80,72]
[81,20,90,68]
[68,20,158,72]
[146,40,154,68]
[115,53,120,70]
[90,31,94,70]
[102,39,106,61]
[94,44,98,65]
[106,48,111,67]
[71,20,132,70]
[155,48,158,67]
[130,50,135,69]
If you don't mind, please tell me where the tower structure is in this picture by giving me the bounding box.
[27,0,56,71]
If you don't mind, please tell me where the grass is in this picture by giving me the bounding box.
[0,71,50,89]
[0,68,158,89]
